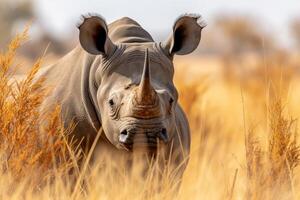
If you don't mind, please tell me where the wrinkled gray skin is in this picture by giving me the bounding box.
[37,14,204,182]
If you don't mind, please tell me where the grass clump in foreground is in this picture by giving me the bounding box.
[0,28,78,190]
[245,97,300,200]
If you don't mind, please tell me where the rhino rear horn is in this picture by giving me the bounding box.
[78,14,116,56]
[163,14,205,56]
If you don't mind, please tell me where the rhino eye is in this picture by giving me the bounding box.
[168,97,174,114]
[169,97,174,105]
[108,99,115,107]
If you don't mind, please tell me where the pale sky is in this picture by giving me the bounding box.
[33,0,300,46]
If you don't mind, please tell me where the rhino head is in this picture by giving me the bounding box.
[77,14,204,152]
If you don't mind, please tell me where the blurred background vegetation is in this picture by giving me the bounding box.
[1,0,300,60]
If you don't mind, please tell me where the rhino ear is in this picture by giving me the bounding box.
[163,14,205,56]
[78,14,116,56]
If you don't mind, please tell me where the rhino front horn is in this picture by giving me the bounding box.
[136,49,157,105]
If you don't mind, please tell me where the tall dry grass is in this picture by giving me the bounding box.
[245,98,300,200]
[1,29,300,200]
[0,28,78,191]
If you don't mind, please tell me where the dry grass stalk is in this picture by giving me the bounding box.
[245,127,267,200]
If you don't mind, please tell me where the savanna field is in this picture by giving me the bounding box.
[1,27,300,200]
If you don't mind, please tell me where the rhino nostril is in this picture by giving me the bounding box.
[121,129,127,135]
[119,130,129,143]
[159,128,168,143]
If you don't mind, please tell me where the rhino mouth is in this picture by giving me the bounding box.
[118,126,168,152]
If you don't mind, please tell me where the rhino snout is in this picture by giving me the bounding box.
[118,127,169,151]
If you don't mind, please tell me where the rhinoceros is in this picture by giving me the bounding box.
[37,13,204,179]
